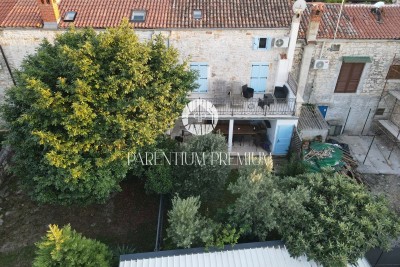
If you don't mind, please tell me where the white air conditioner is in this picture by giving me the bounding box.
[313,59,329,70]
[273,37,290,48]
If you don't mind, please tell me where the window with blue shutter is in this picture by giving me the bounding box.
[190,62,208,93]
[253,37,272,50]
[250,63,269,93]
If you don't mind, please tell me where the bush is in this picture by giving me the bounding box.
[33,224,112,267]
[166,195,214,248]
[173,134,230,200]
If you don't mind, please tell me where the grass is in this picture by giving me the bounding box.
[0,245,36,267]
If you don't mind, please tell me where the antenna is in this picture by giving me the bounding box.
[333,0,345,42]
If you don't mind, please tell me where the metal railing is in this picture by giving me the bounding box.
[187,96,296,116]
[288,73,298,96]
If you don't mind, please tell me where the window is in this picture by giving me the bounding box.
[193,10,202,19]
[253,37,272,50]
[335,63,365,93]
[190,63,208,93]
[386,65,400,79]
[63,11,77,22]
[131,10,146,22]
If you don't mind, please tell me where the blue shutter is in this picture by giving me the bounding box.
[266,38,272,50]
[253,37,259,50]
[250,63,269,93]
[190,62,208,93]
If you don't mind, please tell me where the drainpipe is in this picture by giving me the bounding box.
[0,44,16,86]
[295,3,325,116]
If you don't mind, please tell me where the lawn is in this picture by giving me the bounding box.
[0,175,159,267]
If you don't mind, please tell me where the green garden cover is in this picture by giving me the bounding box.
[303,142,344,172]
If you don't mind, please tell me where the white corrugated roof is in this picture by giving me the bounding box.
[119,242,371,267]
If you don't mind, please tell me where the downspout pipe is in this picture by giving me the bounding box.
[0,45,16,86]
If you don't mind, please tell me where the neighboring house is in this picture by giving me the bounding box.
[119,241,372,267]
[1,0,400,155]
[293,3,400,136]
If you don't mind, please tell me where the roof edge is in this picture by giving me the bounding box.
[120,240,285,262]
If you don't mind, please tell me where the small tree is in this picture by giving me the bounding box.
[33,224,112,267]
[2,20,196,204]
[167,195,241,249]
[279,170,400,267]
[228,163,309,240]
[166,195,214,248]
[173,134,230,200]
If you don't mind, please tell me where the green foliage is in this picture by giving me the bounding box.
[228,164,309,240]
[111,244,135,267]
[2,20,196,204]
[205,224,243,249]
[167,195,214,248]
[173,134,230,200]
[143,136,177,194]
[33,224,112,267]
[279,170,400,267]
[279,153,309,177]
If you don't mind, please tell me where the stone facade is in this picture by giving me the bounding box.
[292,39,400,134]
[169,29,290,97]
[0,28,290,95]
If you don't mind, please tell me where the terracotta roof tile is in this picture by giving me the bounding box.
[169,0,292,28]
[58,0,171,29]
[300,4,400,40]
[0,0,41,28]
[1,0,399,40]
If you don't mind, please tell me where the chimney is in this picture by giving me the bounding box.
[36,0,60,29]
[306,3,325,44]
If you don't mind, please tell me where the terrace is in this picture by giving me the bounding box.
[188,76,298,118]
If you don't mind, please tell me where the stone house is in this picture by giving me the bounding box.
[0,0,399,155]
[294,3,400,139]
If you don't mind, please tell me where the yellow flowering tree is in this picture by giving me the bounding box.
[33,224,111,267]
[2,20,197,204]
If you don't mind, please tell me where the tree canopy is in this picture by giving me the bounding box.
[2,20,196,204]
[173,134,230,200]
[33,224,111,267]
[279,171,400,267]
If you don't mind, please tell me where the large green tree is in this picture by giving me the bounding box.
[228,162,309,240]
[33,224,112,267]
[279,171,400,267]
[2,21,196,204]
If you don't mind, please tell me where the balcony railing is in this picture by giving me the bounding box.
[186,96,296,117]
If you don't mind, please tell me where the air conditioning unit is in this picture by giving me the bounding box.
[313,59,329,70]
[273,37,290,48]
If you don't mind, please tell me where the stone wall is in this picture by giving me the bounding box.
[0,28,290,99]
[169,29,290,97]
[295,39,400,134]
[0,46,14,103]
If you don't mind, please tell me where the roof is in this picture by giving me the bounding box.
[58,0,171,29]
[298,105,330,131]
[1,0,293,29]
[0,0,41,27]
[168,0,292,28]
[1,0,400,40]
[119,241,371,267]
[300,4,400,40]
